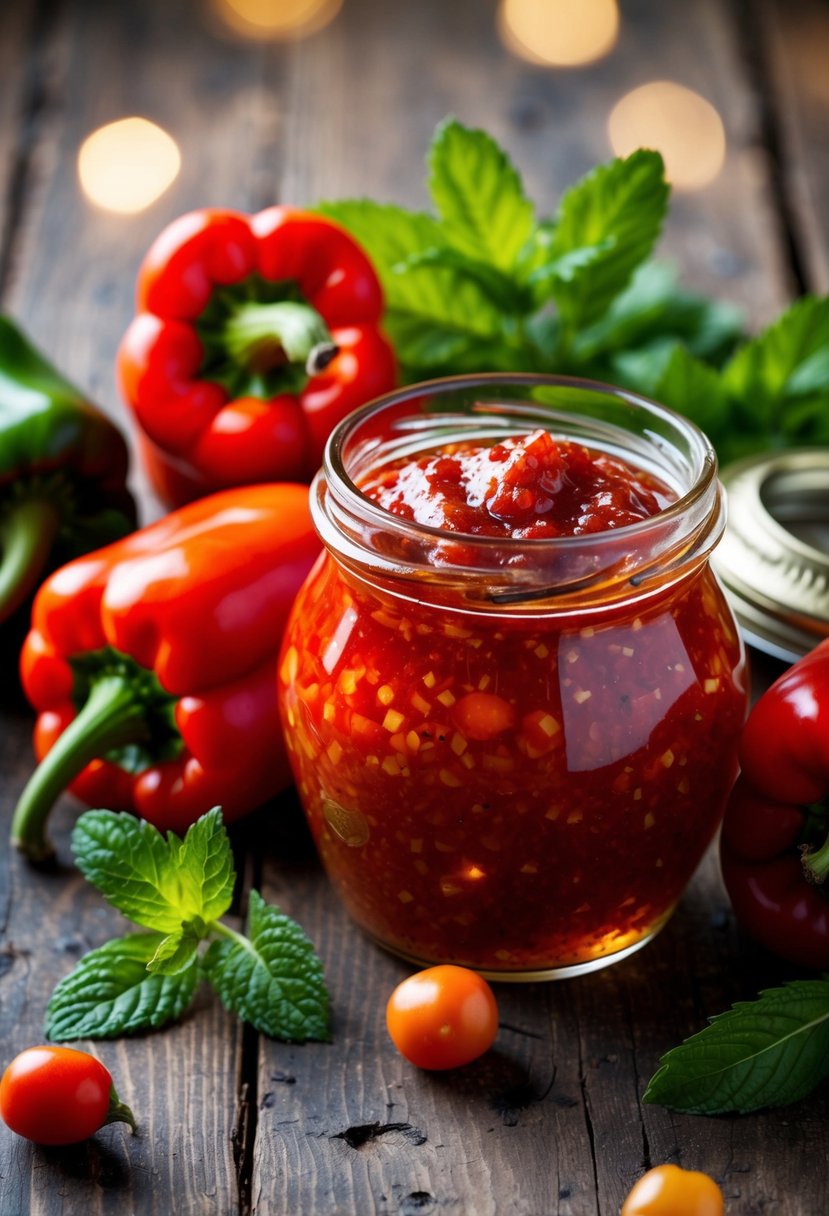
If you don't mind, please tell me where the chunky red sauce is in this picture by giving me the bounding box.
[279,431,746,973]
[360,429,672,538]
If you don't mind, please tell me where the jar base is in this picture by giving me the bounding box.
[364,913,672,982]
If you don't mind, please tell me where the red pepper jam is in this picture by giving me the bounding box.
[279,430,747,974]
[360,429,673,538]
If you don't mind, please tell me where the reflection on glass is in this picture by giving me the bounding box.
[77,118,180,215]
[497,0,619,67]
[559,615,695,773]
[608,81,726,191]
[214,0,342,39]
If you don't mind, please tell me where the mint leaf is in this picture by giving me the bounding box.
[73,807,234,932]
[401,247,533,314]
[540,150,669,328]
[383,268,506,375]
[147,920,204,976]
[169,806,235,924]
[317,200,444,301]
[574,261,743,366]
[724,295,829,441]
[318,198,505,373]
[644,979,829,1114]
[427,118,535,272]
[72,811,190,933]
[649,345,731,444]
[203,891,329,1042]
[46,933,198,1040]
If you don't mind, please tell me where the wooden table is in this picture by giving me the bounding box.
[1,1,827,1212]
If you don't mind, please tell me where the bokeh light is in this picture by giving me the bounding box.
[498,0,619,68]
[77,118,181,215]
[214,0,342,40]
[608,82,727,192]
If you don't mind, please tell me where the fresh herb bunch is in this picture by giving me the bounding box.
[644,978,829,1114]
[46,807,330,1043]
[320,117,829,463]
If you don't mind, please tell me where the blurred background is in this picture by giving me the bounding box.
[0,0,826,444]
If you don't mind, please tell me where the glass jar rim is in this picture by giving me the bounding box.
[314,373,724,609]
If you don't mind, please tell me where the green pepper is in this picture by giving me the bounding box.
[0,316,136,624]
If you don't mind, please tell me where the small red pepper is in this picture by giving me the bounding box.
[11,484,320,861]
[117,207,397,506]
[720,638,829,968]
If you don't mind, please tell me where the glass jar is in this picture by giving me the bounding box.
[278,375,748,979]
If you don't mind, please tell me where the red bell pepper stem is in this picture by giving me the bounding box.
[11,674,150,862]
[0,499,61,622]
[221,300,338,377]
[803,829,829,884]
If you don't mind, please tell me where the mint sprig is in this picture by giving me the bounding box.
[46,808,330,1043]
[644,979,829,1114]
[321,116,829,461]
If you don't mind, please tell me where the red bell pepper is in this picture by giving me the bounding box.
[720,638,829,968]
[11,484,320,861]
[117,207,397,506]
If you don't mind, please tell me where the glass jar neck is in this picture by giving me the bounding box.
[312,375,724,615]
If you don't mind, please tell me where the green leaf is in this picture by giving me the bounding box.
[72,810,191,933]
[147,920,204,976]
[401,246,534,314]
[427,117,535,272]
[573,261,743,366]
[316,200,444,301]
[542,150,670,328]
[46,933,199,1040]
[383,268,508,376]
[170,806,235,924]
[71,807,235,932]
[318,197,506,372]
[644,979,829,1114]
[649,344,732,444]
[203,891,329,1042]
[723,295,829,438]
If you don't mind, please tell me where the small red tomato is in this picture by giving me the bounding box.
[386,964,499,1070]
[0,1046,135,1145]
[621,1164,724,1216]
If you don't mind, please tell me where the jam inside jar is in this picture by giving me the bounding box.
[278,376,748,979]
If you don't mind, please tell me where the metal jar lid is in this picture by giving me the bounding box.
[712,449,829,662]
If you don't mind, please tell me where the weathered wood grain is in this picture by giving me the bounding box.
[758,0,829,293]
[275,0,792,327]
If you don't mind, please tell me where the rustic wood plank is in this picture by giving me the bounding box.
[278,0,792,327]
[756,0,829,293]
[0,0,47,293]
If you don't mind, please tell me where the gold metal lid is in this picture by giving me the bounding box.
[713,449,829,661]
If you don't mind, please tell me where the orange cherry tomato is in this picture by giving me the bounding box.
[621,1164,724,1216]
[386,964,499,1070]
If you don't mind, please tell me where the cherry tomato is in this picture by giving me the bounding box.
[621,1164,724,1216]
[385,964,499,1070]
[0,1046,134,1145]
